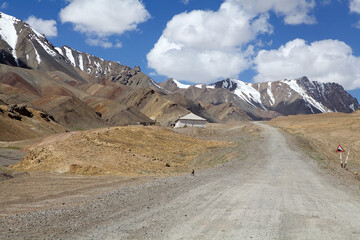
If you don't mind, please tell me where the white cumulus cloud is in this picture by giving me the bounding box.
[253,39,360,90]
[25,15,58,37]
[59,0,150,47]
[350,0,360,28]
[148,36,251,83]
[229,0,316,25]
[147,0,316,84]
[350,0,360,13]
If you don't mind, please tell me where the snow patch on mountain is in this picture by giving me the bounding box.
[78,54,84,71]
[27,27,58,58]
[173,79,191,89]
[0,12,19,65]
[267,82,275,106]
[173,79,212,90]
[64,46,75,67]
[94,61,102,75]
[86,54,91,64]
[55,47,63,56]
[28,41,41,64]
[229,79,266,109]
[38,40,57,57]
[150,78,163,89]
[350,104,355,111]
[34,44,41,64]
[106,63,111,74]
[220,79,236,90]
[282,79,330,113]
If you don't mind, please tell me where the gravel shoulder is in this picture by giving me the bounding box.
[1,122,360,239]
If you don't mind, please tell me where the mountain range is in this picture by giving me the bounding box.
[0,11,358,140]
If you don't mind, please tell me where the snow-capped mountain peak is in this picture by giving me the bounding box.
[230,78,265,109]
[281,78,330,113]
[215,77,358,115]
[214,78,266,109]
[0,12,161,90]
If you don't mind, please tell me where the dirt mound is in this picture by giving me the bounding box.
[12,126,228,176]
[270,112,360,172]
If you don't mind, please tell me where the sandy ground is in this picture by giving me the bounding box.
[1,122,360,239]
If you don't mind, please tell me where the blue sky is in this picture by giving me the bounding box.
[2,0,360,100]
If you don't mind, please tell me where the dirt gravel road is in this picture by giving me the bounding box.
[2,123,360,239]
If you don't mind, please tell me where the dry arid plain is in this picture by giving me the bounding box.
[0,123,258,215]
[1,118,360,239]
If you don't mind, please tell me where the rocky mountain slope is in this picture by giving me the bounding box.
[216,77,359,115]
[0,12,174,132]
[0,12,160,90]
[55,46,161,90]
[0,12,82,81]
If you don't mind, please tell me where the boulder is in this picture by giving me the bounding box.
[9,104,33,118]
[8,112,22,121]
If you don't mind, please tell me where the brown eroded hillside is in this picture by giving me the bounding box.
[12,126,229,176]
[0,103,66,141]
[0,65,157,130]
[118,89,190,125]
[206,102,251,122]
[32,95,106,130]
[269,111,360,173]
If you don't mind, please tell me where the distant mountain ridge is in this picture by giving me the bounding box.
[161,77,359,119]
[216,77,359,114]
